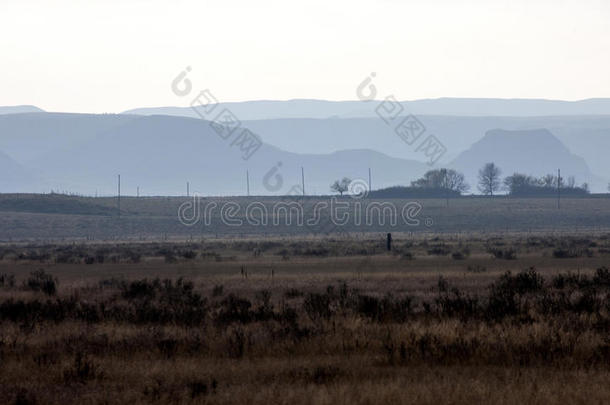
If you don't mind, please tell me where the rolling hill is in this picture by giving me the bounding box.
[0,108,609,194]
[25,115,429,196]
[0,149,45,192]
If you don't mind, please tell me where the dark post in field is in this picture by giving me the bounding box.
[386,233,392,251]
[117,174,121,217]
[557,168,561,209]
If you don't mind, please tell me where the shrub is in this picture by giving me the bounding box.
[551,272,590,289]
[467,265,486,273]
[436,287,480,319]
[284,288,304,299]
[553,248,593,259]
[0,273,16,288]
[486,268,544,320]
[226,327,247,358]
[182,250,197,260]
[489,248,517,260]
[356,294,412,322]
[157,338,178,358]
[14,389,37,405]
[212,285,224,297]
[303,293,332,321]
[63,352,99,384]
[495,268,544,295]
[401,252,414,260]
[215,295,252,325]
[123,279,159,300]
[451,252,466,260]
[593,267,610,287]
[129,253,142,263]
[255,290,273,320]
[24,270,58,295]
[99,278,126,290]
[427,245,451,256]
[187,378,217,398]
[302,247,330,257]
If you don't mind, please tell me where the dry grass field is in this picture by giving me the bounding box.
[0,233,608,404]
[1,194,610,240]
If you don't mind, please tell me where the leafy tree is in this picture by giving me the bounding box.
[540,174,557,188]
[504,172,589,196]
[330,177,351,196]
[477,163,502,196]
[503,173,538,194]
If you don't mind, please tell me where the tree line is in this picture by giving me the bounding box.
[476,162,589,196]
[331,163,591,197]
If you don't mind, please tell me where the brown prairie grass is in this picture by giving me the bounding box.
[0,234,608,404]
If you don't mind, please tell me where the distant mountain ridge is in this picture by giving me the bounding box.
[124,98,610,120]
[0,149,45,192]
[449,128,603,192]
[0,113,429,195]
[0,109,609,193]
[0,105,44,115]
[237,115,610,178]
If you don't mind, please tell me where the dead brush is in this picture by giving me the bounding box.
[187,378,218,398]
[63,352,100,384]
[0,273,15,288]
[23,269,58,295]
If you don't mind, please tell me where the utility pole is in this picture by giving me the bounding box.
[301,167,305,196]
[187,182,190,197]
[246,170,250,196]
[557,169,561,209]
[117,174,121,217]
[368,168,372,193]
[137,186,139,198]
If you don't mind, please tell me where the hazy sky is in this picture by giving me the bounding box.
[1,0,609,113]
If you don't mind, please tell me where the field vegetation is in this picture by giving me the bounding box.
[0,234,608,404]
[1,194,610,240]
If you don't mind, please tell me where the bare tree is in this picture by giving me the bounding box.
[541,174,557,188]
[444,169,470,194]
[411,168,470,194]
[477,163,501,196]
[410,168,469,207]
[330,177,351,196]
[582,182,589,193]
